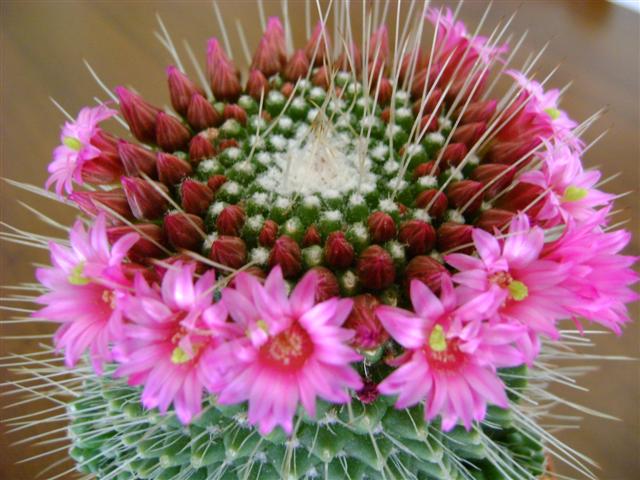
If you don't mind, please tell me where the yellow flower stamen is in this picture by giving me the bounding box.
[68,262,90,286]
[428,325,447,352]
[544,107,561,120]
[171,346,192,364]
[562,185,588,202]
[508,280,529,301]
[63,136,82,151]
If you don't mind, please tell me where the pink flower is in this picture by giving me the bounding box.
[519,142,614,226]
[47,104,117,196]
[214,266,363,435]
[377,277,524,431]
[115,262,236,424]
[504,70,582,150]
[34,214,138,373]
[446,214,570,361]
[542,208,638,334]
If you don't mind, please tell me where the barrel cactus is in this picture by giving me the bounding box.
[2,3,636,480]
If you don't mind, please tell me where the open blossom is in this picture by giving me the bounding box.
[542,208,638,334]
[46,104,117,196]
[115,262,236,424]
[377,277,524,431]
[214,266,362,435]
[446,214,569,361]
[520,142,613,226]
[503,70,582,150]
[34,214,138,373]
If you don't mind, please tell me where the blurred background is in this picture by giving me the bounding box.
[1,1,638,478]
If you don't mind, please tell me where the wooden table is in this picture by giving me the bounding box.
[1,1,638,478]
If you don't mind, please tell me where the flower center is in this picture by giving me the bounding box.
[562,185,588,202]
[425,325,466,372]
[68,262,90,286]
[170,324,205,365]
[63,136,83,151]
[101,289,116,309]
[259,322,313,372]
[544,107,561,120]
[489,271,528,301]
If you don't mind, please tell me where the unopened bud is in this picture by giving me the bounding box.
[259,219,279,247]
[309,266,340,302]
[404,256,448,294]
[206,38,242,101]
[180,179,213,215]
[459,99,497,124]
[167,65,203,116]
[475,208,516,232]
[216,204,245,236]
[451,121,486,149]
[121,176,169,220]
[223,104,247,125]
[470,163,515,199]
[107,223,165,262]
[189,134,216,163]
[246,69,270,100]
[324,232,355,268]
[357,245,395,291]
[415,189,448,219]
[118,140,157,178]
[156,112,191,152]
[398,220,436,257]
[439,143,468,168]
[446,180,485,215]
[302,225,322,247]
[436,222,474,254]
[70,189,133,223]
[269,235,302,278]
[344,294,388,350]
[210,235,247,269]
[114,86,160,144]
[157,152,192,186]
[368,212,397,244]
[187,93,221,131]
[163,212,204,251]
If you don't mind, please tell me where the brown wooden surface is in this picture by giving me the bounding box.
[1,1,638,479]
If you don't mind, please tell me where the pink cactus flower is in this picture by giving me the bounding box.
[519,142,614,226]
[34,214,138,373]
[377,276,524,431]
[46,104,117,196]
[542,208,638,334]
[214,266,363,435]
[446,214,570,361]
[115,262,236,424]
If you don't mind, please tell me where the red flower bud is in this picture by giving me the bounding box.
[281,82,295,98]
[114,86,160,144]
[413,161,440,179]
[206,38,241,102]
[163,212,204,251]
[155,254,207,277]
[309,266,340,302]
[167,65,203,116]
[357,381,380,405]
[210,235,247,269]
[411,68,440,100]
[302,225,322,247]
[412,88,443,118]
[446,180,485,215]
[415,189,448,218]
[121,262,159,284]
[375,78,393,105]
[439,142,468,168]
[398,48,427,83]
[251,20,286,76]
[157,152,192,186]
[118,140,157,178]
[284,49,310,81]
[189,134,216,163]
[419,115,439,133]
[344,294,389,349]
[380,108,391,124]
[216,204,245,236]
[398,220,436,257]
[259,219,279,247]
[357,245,395,291]
[368,25,389,62]
[312,66,330,89]
[451,121,486,149]
[495,182,546,217]
[405,256,448,294]
[269,235,302,278]
[475,208,516,232]
[187,93,221,131]
[218,138,239,151]
[80,154,124,184]
[180,179,213,215]
[223,104,247,125]
[305,21,329,66]
[246,69,270,100]
[324,232,355,268]
[368,211,397,243]
[107,223,165,262]
[156,112,191,152]
[70,189,133,224]
[121,176,169,220]
[207,175,228,195]
[486,138,540,166]
[436,222,474,254]
[459,99,497,124]
[89,130,119,160]
[470,163,515,199]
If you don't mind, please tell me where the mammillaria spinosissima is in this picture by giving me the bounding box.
[1,3,637,480]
